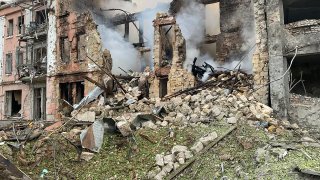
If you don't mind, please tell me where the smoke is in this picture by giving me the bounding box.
[218,2,255,74]
[73,0,171,74]
[176,1,255,75]
[98,26,141,74]
[176,1,207,70]
[73,0,255,76]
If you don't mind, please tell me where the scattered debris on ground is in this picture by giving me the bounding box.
[1,68,319,180]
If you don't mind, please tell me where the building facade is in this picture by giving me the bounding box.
[0,0,319,129]
[0,2,31,119]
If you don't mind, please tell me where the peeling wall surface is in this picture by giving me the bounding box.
[252,0,269,105]
[0,16,4,83]
[284,20,320,56]
[47,0,57,76]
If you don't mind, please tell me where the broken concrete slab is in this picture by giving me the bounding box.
[74,87,104,110]
[171,145,188,154]
[80,120,104,152]
[227,117,238,124]
[116,121,132,137]
[76,111,96,122]
[191,141,204,153]
[156,154,165,166]
[199,132,218,146]
[80,152,95,161]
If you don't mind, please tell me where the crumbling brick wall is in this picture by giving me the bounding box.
[150,13,195,98]
[46,0,112,120]
[252,0,270,105]
[167,25,195,95]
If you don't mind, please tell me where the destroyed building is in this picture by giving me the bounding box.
[0,0,319,126]
[252,0,320,128]
[1,0,320,179]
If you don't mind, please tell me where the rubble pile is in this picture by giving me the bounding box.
[148,132,218,179]
[0,70,308,179]
[69,70,284,134]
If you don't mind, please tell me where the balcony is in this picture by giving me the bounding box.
[17,62,47,82]
[19,22,48,41]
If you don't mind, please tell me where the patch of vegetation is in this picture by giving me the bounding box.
[3,123,228,179]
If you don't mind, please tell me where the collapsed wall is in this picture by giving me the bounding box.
[150,13,196,98]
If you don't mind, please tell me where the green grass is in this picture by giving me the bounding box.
[4,123,228,179]
[1,120,320,180]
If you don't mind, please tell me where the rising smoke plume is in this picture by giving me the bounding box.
[73,0,170,75]
[176,1,206,70]
[176,1,254,75]
[74,0,254,75]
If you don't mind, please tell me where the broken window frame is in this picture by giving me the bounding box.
[35,10,47,25]
[17,51,24,67]
[16,47,24,67]
[59,81,85,106]
[7,19,13,37]
[17,15,25,35]
[5,53,13,74]
[34,46,47,64]
[33,87,46,120]
[5,90,22,118]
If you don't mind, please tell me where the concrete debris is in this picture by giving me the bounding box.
[171,145,189,154]
[75,111,96,122]
[156,154,165,167]
[254,147,268,163]
[199,132,218,146]
[227,117,238,124]
[164,154,175,165]
[44,121,63,131]
[270,148,288,160]
[1,1,319,179]
[80,152,95,161]
[191,141,204,153]
[80,120,104,152]
[116,121,132,137]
